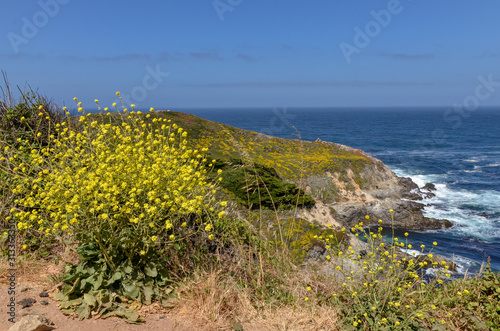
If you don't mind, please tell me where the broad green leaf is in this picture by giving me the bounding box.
[83,293,97,307]
[144,263,157,277]
[122,282,140,299]
[75,304,91,320]
[123,264,133,274]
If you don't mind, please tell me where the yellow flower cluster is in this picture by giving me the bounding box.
[10,97,223,257]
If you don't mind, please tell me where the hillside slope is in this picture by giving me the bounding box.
[121,110,452,231]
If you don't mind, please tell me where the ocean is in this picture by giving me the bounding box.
[175,107,500,275]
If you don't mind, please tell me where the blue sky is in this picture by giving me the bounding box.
[1,0,500,109]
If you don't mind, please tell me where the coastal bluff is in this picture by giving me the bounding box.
[303,140,452,231]
[124,110,452,231]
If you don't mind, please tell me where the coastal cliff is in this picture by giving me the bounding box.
[301,140,452,231]
[144,110,452,231]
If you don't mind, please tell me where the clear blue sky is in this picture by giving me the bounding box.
[1,0,500,109]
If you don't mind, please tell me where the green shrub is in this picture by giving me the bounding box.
[211,158,315,210]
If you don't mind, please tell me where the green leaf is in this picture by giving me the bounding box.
[55,291,69,302]
[124,309,140,323]
[144,263,157,277]
[122,282,140,299]
[60,297,83,309]
[93,273,103,290]
[123,264,133,274]
[83,293,97,308]
[75,304,91,320]
[142,286,154,305]
[104,271,122,286]
[63,278,81,296]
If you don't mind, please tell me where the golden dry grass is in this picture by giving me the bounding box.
[173,269,340,331]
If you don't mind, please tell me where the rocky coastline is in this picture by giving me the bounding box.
[301,140,453,232]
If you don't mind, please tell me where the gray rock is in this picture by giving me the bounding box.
[422,183,436,191]
[333,199,452,231]
[307,244,326,261]
[17,298,36,308]
[8,315,55,331]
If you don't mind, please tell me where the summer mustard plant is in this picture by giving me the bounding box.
[313,213,454,330]
[6,95,229,319]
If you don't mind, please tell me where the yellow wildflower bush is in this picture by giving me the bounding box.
[12,99,218,261]
[5,96,230,319]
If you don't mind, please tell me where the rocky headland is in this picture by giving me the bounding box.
[148,110,453,232]
[297,140,452,231]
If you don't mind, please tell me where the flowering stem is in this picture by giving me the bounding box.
[96,231,116,271]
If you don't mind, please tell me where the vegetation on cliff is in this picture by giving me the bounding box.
[1,86,499,330]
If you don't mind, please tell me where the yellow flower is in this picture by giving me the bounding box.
[307,286,311,291]
[181,222,187,227]
[304,297,309,302]
[22,244,27,250]
[389,209,393,213]
[433,241,437,246]
[94,99,99,103]
[169,234,175,241]
[116,91,120,96]
[140,250,146,255]
[151,236,157,242]
[404,232,409,237]
[365,215,369,220]
[208,234,214,240]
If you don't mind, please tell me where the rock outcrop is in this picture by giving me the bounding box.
[302,141,452,231]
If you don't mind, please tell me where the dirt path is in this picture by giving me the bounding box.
[0,282,198,331]
[0,259,198,331]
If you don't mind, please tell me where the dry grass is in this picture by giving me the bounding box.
[173,269,340,331]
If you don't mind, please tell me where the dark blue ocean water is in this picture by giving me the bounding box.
[175,107,500,274]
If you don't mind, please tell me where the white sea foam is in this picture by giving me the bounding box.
[462,169,481,173]
[388,167,500,273]
[391,167,500,240]
[399,248,423,256]
[451,255,485,276]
